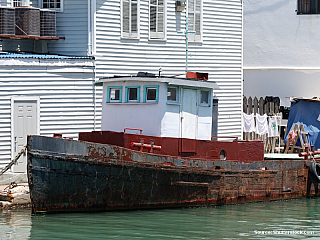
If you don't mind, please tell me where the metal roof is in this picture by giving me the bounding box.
[97,73,220,90]
[0,52,94,59]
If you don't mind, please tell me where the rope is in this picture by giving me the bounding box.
[159,36,184,70]
[0,144,27,176]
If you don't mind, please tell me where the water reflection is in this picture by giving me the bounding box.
[1,198,320,239]
[0,208,31,239]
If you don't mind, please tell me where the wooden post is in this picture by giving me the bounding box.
[243,96,247,114]
[259,97,264,115]
[248,97,253,140]
[243,96,247,140]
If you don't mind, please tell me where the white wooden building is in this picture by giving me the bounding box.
[243,0,320,107]
[97,74,219,140]
[0,0,243,179]
[0,54,98,181]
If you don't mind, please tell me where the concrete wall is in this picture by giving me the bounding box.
[243,0,320,106]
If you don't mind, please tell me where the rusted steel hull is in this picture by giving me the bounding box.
[27,134,316,214]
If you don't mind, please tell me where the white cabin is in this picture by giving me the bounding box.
[97,74,219,140]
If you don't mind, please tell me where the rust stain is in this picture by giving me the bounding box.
[27,133,319,214]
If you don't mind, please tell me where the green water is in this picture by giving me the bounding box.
[1,198,320,239]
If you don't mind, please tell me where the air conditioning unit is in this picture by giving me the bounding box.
[40,9,56,37]
[0,7,15,35]
[15,7,40,36]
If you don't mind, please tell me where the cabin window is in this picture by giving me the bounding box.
[149,0,166,39]
[298,0,320,14]
[200,90,210,106]
[125,86,140,102]
[144,85,159,102]
[167,86,179,102]
[40,0,63,11]
[107,86,122,103]
[188,0,202,42]
[122,0,139,38]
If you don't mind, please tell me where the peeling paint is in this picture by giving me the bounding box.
[27,133,318,214]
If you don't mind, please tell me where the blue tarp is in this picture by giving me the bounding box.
[284,100,320,149]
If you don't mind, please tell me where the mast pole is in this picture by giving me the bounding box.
[185,0,189,74]
[178,1,195,76]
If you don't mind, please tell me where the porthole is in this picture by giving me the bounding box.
[220,150,226,160]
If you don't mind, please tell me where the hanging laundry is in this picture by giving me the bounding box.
[255,114,268,136]
[243,113,255,133]
[268,116,279,137]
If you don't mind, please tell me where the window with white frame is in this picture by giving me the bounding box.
[122,0,139,38]
[125,86,140,102]
[41,0,63,11]
[12,0,30,7]
[167,86,179,103]
[188,0,202,42]
[144,85,159,102]
[149,0,165,39]
[200,90,210,106]
[298,0,320,14]
[107,86,122,103]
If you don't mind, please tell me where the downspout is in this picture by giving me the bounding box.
[88,0,97,130]
[88,0,96,56]
[88,0,92,55]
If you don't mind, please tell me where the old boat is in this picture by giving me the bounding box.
[27,131,320,214]
[27,73,320,213]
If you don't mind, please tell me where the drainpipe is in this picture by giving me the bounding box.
[88,0,97,130]
[88,0,92,55]
[87,0,96,55]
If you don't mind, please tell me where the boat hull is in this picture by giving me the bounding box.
[27,135,314,214]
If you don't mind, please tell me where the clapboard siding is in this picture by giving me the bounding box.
[0,97,11,167]
[0,60,100,168]
[95,0,242,137]
[44,0,89,56]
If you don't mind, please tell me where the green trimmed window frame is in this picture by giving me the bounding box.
[143,85,159,102]
[125,86,140,102]
[107,86,122,103]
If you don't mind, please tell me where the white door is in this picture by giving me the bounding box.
[181,88,198,139]
[13,100,38,173]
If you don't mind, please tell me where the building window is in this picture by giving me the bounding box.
[200,90,210,106]
[188,0,202,42]
[12,0,30,7]
[144,85,159,102]
[298,0,320,14]
[41,0,63,11]
[149,0,165,39]
[107,86,122,103]
[122,0,139,38]
[167,86,179,102]
[125,86,140,102]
